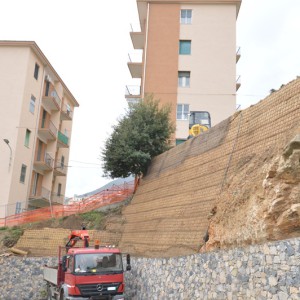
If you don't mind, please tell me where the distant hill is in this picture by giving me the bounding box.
[75,176,134,198]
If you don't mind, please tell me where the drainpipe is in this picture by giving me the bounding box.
[142,3,150,99]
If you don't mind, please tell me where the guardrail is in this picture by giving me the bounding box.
[0,181,135,227]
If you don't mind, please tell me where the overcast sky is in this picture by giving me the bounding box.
[1,0,300,197]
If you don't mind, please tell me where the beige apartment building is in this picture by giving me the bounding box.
[0,41,79,218]
[126,0,241,145]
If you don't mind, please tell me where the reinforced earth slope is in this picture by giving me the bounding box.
[119,78,300,257]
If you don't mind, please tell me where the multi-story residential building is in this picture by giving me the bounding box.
[0,41,79,218]
[126,0,241,145]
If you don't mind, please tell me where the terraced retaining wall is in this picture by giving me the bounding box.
[120,78,300,257]
[1,238,300,300]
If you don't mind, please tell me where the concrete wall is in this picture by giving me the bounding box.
[0,42,78,216]
[177,4,237,139]
[0,46,38,216]
[1,237,299,300]
[120,77,300,257]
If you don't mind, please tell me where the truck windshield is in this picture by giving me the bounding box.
[74,253,123,274]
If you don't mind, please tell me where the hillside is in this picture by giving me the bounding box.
[118,77,300,257]
[0,207,126,256]
[2,78,300,259]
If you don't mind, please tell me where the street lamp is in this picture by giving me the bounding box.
[3,139,12,169]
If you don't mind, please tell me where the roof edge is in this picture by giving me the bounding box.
[0,40,79,107]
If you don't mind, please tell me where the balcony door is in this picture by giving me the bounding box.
[32,172,40,196]
[37,140,43,161]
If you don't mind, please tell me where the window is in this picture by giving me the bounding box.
[57,183,62,196]
[30,95,36,113]
[15,202,21,214]
[179,40,191,55]
[177,104,189,120]
[25,129,31,147]
[20,164,27,183]
[61,156,65,168]
[34,63,40,80]
[178,71,190,87]
[181,9,192,24]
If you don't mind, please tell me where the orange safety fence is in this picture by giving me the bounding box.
[0,181,135,228]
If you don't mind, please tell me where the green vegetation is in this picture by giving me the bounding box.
[80,211,105,230]
[102,96,175,178]
[0,206,125,248]
[2,226,24,247]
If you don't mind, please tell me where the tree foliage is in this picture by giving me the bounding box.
[102,96,175,178]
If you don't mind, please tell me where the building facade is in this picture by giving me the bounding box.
[0,41,79,218]
[126,0,241,145]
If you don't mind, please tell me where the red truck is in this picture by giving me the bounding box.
[44,228,131,300]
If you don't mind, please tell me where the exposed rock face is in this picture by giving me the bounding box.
[205,135,300,251]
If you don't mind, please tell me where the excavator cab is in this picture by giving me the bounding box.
[188,111,211,138]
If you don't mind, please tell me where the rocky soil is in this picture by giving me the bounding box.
[205,134,300,252]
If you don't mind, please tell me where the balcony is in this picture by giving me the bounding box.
[42,89,61,111]
[236,75,241,91]
[53,160,67,176]
[28,187,51,208]
[51,193,65,205]
[38,119,57,141]
[34,153,54,172]
[127,52,143,78]
[61,104,73,121]
[236,47,241,63]
[57,131,69,148]
[125,85,142,105]
[130,23,145,49]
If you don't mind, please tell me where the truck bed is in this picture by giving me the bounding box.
[44,266,58,285]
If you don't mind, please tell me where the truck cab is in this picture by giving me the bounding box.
[44,229,130,300]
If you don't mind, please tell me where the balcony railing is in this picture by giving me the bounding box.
[29,186,50,200]
[130,23,144,49]
[42,87,61,111]
[130,23,141,32]
[128,51,143,78]
[236,75,241,91]
[53,160,67,176]
[61,104,73,120]
[51,193,64,205]
[50,90,62,108]
[236,47,241,63]
[49,120,58,137]
[125,85,141,96]
[34,152,54,171]
[128,52,143,63]
[57,131,69,147]
[39,119,57,141]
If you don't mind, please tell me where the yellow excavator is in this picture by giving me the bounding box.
[188,111,211,138]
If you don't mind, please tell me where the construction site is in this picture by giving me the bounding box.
[1,76,299,260]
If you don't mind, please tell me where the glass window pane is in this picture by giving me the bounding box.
[20,164,27,183]
[25,129,31,147]
[30,95,35,113]
[177,104,182,119]
[179,40,191,55]
[178,72,190,87]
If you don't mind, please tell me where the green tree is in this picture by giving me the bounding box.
[102,96,175,178]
